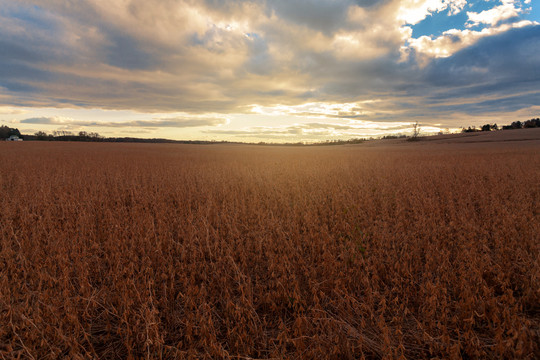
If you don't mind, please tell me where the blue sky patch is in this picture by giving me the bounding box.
[411,0,533,39]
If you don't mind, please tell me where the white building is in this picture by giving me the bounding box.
[6,135,23,141]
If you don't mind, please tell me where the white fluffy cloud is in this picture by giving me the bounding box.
[467,0,522,27]
[397,0,467,25]
[405,20,537,64]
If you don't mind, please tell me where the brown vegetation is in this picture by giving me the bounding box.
[1,138,539,359]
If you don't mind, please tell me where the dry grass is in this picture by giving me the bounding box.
[1,138,539,359]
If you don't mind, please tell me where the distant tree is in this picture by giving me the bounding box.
[511,121,523,129]
[462,126,480,133]
[524,118,540,128]
[412,121,420,138]
[9,128,21,137]
[0,125,10,139]
[0,126,21,139]
[382,134,407,139]
[408,121,420,141]
[88,132,101,141]
[34,131,48,140]
[480,123,498,131]
[53,130,74,137]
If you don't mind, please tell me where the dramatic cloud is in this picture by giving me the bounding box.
[0,0,538,140]
[20,116,228,128]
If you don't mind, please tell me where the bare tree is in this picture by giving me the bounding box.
[409,121,420,141]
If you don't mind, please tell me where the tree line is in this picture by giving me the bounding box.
[462,117,540,133]
[2,116,539,143]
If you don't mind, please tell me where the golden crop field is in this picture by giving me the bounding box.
[1,133,539,359]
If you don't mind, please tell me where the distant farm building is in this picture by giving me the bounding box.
[6,135,23,141]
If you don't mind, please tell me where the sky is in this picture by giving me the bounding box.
[0,0,539,143]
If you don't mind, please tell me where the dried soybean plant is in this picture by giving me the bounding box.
[0,140,538,359]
